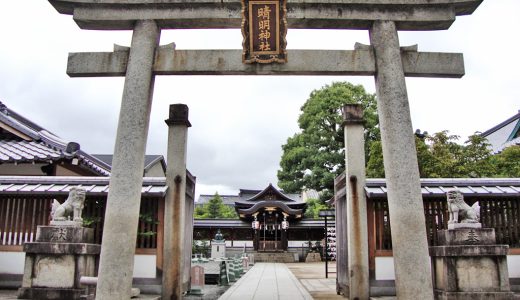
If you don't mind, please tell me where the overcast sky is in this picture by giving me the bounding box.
[0,1,518,197]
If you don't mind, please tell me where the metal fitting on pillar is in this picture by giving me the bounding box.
[165,103,192,127]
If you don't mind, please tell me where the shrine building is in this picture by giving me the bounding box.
[194,186,328,259]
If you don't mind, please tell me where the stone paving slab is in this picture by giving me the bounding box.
[0,290,161,300]
[218,263,312,300]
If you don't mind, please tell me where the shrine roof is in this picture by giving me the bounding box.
[235,200,304,216]
[93,154,166,175]
[197,185,302,207]
[235,183,303,205]
[0,176,167,196]
[0,101,111,176]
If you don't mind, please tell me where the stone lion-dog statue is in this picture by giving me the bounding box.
[51,186,86,223]
[447,189,480,225]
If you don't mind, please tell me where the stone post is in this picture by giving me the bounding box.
[342,104,369,300]
[95,20,160,300]
[369,20,434,300]
[163,104,191,300]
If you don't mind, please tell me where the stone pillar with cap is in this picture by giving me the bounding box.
[342,104,369,300]
[162,104,191,300]
[95,20,160,300]
[370,20,434,300]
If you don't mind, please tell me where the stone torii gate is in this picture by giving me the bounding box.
[47,1,483,300]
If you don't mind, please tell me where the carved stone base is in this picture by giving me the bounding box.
[18,287,84,300]
[50,220,82,227]
[447,222,482,230]
[18,225,100,300]
[434,290,514,300]
[430,228,513,300]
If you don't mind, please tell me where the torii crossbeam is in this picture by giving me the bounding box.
[47,1,483,300]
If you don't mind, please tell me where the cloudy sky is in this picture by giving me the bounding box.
[0,1,518,197]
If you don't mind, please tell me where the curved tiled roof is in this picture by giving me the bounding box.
[0,176,167,196]
[0,140,64,162]
[0,101,111,176]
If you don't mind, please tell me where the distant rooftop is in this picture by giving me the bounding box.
[481,110,520,153]
[0,101,111,176]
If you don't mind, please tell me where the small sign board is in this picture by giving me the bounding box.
[191,265,205,291]
[241,0,287,64]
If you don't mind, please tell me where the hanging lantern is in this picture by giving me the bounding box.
[282,220,289,230]
[252,220,260,229]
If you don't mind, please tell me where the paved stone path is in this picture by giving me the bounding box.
[219,263,312,300]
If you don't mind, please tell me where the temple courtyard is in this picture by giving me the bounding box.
[2,262,518,300]
[1,262,343,300]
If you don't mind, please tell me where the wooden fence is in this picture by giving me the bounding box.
[371,197,520,252]
[0,195,161,251]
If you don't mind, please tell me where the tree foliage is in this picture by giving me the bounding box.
[194,192,237,219]
[493,145,520,177]
[303,198,330,219]
[277,82,379,200]
[367,130,509,178]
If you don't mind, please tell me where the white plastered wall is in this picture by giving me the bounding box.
[0,251,25,274]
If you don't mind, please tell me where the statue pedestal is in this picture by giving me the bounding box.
[211,240,226,259]
[18,226,100,300]
[430,228,514,300]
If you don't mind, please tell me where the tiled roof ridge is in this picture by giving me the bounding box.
[0,101,111,176]
[365,178,520,186]
[481,109,520,137]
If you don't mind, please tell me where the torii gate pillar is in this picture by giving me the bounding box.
[95,20,160,300]
[370,20,433,299]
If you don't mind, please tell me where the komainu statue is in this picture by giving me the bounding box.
[51,186,86,223]
[447,189,480,225]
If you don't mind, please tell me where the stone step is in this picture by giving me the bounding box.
[252,252,297,263]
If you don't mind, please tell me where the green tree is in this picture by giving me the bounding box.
[194,192,238,219]
[494,145,520,177]
[277,82,379,200]
[462,133,496,177]
[366,140,384,178]
[366,130,500,179]
[427,131,465,177]
[304,198,330,219]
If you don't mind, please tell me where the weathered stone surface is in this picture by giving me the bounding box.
[448,222,482,230]
[50,186,86,224]
[18,287,84,300]
[343,104,369,300]
[49,0,482,30]
[163,104,190,300]
[24,242,101,255]
[430,245,509,257]
[211,240,226,259]
[35,226,94,243]
[437,228,496,246]
[305,253,321,263]
[95,20,160,300]
[19,226,99,300]
[370,20,434,300]
[431,228,514,299]
[32,255,76,288]
[67,49,465,78]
